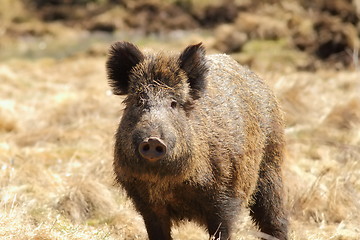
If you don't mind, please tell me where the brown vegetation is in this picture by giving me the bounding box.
[0,0,359,239]
[1,0,359,69]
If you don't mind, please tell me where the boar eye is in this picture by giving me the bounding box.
[170,100,177,109]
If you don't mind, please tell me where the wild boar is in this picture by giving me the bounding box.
[106,41,288,240]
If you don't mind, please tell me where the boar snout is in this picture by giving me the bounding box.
[138,137,167,162]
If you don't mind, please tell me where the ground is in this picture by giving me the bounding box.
[0,0,360,239]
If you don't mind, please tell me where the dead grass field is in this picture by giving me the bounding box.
[1,0,360,239]
[1,50,359,239]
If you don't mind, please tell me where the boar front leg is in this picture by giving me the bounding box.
[140,204,172,240]
[121,181,172,240]
[205,196,241,240]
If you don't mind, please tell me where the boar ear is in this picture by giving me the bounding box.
[179,43,208,99]
[106,41,144,95]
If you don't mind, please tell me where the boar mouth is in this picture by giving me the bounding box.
[130,142,191,178]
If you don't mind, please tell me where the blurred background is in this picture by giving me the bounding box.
[0,0,360,239]
[1,0,359,70]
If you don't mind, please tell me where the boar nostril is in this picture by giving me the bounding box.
[156,146,164,153]
[142,144,150,152]
[138,137,167,162]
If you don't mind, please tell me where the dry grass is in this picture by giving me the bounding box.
[1,46,360,240]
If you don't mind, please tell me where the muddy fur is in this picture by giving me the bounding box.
[106,42,288,240]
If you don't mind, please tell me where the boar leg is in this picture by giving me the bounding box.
[249,146,288,240]
[140,204,172,240]
[122,182,172,240]
[205,196,240,240]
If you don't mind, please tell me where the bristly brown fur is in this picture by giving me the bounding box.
[107,42,288,240]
